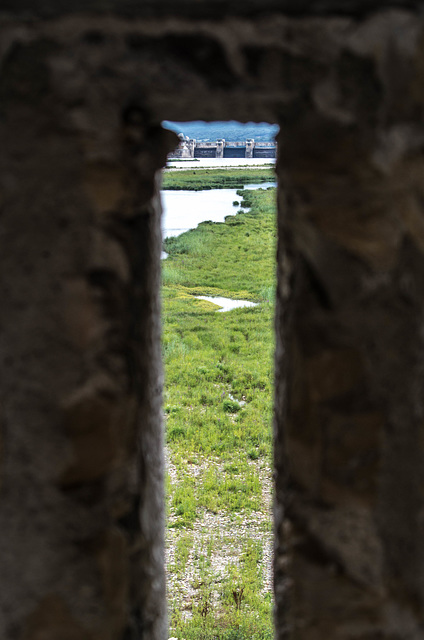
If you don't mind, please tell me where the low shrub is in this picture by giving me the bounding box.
[223,399,241,413]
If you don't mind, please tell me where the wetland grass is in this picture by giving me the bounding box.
[162,167,275,191]
[164,185,276,640]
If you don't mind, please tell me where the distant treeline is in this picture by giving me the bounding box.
[162,167,275,191]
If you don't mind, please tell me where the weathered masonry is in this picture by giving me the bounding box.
[170,137,277,159]
[1,1,424,639]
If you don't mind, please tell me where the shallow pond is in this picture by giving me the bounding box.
[161,182,276,239]
[195,296,258,312]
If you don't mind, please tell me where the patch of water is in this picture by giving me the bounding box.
[166,157,275,169]
[161,182,276,239]
[195,296,258,312]
[244,181,276,190]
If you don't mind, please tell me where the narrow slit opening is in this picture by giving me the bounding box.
[161,119,278,639]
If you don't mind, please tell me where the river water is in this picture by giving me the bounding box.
[166,158,276,170]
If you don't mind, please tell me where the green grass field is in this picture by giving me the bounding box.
[163,183,276,640]
[162,167,275,191]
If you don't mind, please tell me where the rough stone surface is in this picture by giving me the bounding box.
[1,3,424,640]
[275,12,424,638]
[0,30,177,639]
[3,0,424,20]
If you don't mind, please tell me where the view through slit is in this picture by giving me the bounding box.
[161,121,278,639]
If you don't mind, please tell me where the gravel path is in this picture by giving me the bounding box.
[165,450,273,618]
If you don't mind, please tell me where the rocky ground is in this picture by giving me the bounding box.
[165,450,273,619]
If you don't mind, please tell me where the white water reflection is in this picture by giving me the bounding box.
[244,182,276,190]
[195,296,258,312]
[166,158,275,170]
[161,182,276,239]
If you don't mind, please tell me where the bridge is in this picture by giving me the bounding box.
[169,136,276,159]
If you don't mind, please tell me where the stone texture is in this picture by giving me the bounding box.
[0,28,176,639]
[275,11,424,638]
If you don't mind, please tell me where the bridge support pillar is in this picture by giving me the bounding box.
[245,139,254,158]
[216,139,225,158]
[188,139,195,158]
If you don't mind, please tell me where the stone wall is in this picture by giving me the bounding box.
[1,3,424,639]
[274,14,424,637]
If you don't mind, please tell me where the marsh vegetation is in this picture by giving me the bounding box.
[163,173,276,639]
[162,167,275,191]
